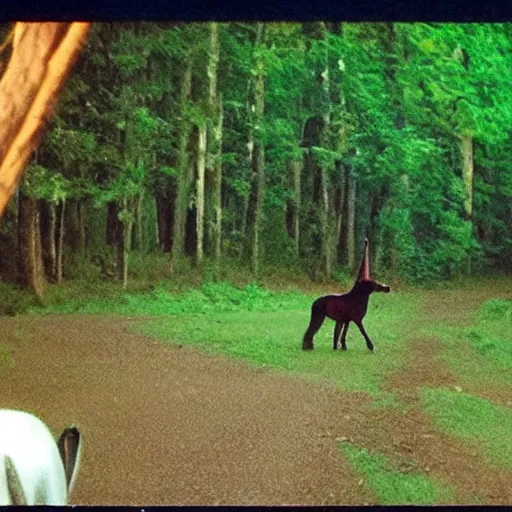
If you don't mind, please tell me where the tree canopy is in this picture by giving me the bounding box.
[1,22,511,294]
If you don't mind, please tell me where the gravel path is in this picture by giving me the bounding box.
[0,315,370,505]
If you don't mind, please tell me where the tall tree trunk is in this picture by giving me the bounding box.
[289,159,302,258]
[56,198,65,283]
[45,201,57,282]
[65,200,84,252]
[171,59,193,264]
[250,23,266,277]
[460,132,474,274]
[319,112,333,278]
[195,124,206,267]
[346,169,356,270]
[319,28,334,279]
[155,192,171,252]
[336,163,346,258]
[240,134,253,254]
[17,190,44,298]
[204,22,223,274]
[212,95,223,275]
[116,198,133,289]
[461,133,473,220]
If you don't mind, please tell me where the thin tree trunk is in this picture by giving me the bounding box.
[205,22,223,275]
[46,201,57,281]
[461,133,473,220]
[290,159,302,258]
[65,200,83,252]
[251,141,265,276]
[195,125,206,267]
[132,190,144,251]
[461,132,474,274]
[154,196,160,252]
[207,22,219,106]
[155,192,170,252]
[116,198,133,289]
[250,23,266,277]
[56,198,65,283]
[212,94,223,275]
[171,59,193,264]
[240,134,253,248]
[17,190,44,298]
[336,164,346,254]
[346,169,356,270]
[320,114,332,278]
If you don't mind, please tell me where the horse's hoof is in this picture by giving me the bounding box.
[302,346,314,351]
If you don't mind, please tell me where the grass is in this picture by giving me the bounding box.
[428,298,512,390]
[2,274,512,504]
[133,286,419,402]
[420,388,512,470]
[339,441,454,505]
[27,281,315,316]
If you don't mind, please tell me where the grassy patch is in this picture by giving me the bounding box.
[28,281,315,316]
[21,278,416,400]
[429,299,512,389]
[339,442,453,504]
[133,288,418,401]
[421,388,512,470]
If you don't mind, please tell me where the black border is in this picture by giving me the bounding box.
[1,0,512,22]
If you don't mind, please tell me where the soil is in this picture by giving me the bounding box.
[1,281,510,505]
[0,315,371,506]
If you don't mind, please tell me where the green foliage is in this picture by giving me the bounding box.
[31,281,310,316]
[23,165,70,202]
[421,388,512,469]
[4,21,512,290]
[339,442,454,504]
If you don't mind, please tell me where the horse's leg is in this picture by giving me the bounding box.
[340,321,350,350]
[302,300,326,350]
[333,321,344,350]
[355,320,374,351]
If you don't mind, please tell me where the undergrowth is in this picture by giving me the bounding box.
[27,281,314,316]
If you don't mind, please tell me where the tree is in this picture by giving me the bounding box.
[0,22,91,218]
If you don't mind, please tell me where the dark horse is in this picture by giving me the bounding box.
[302,239,390,351]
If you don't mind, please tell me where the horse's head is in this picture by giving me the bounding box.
[372,280,391,293]
[357,279,391,294]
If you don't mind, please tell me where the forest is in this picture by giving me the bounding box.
[1,22,512,506]
[0,22,511,300]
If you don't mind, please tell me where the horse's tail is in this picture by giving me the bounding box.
[302,297,327,350]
